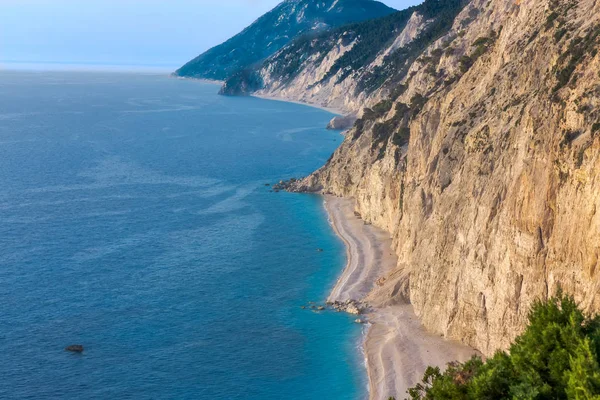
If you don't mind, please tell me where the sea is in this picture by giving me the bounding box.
[0,71,365,400]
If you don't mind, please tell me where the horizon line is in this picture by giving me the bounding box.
[0,60,180,73]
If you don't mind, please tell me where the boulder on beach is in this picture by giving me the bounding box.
[65,345,84,353]
[328,299,365,315]
[346,304,361,315]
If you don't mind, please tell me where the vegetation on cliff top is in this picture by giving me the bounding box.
[175,0,396,81]
[401,293,600,400]
[356,0,467,94]
[222,0,467,96]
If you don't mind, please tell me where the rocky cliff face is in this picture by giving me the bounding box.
[293,0,600,355]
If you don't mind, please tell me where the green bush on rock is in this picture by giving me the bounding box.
[405,292,600,399]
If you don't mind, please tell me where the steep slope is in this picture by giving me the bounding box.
[175,0,396,81]
[221,0,466,112]
[290,0,600,356]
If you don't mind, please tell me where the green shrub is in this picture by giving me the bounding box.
[407,292,600,399]
[459,55,474,73]
[410,94,428,113]
[472,37,492,47]
[373,100,394,116]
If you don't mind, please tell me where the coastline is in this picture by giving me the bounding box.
[253,93,344,116]
[170,74,225,86]
[171,75,346,116]
[324,195,478,400]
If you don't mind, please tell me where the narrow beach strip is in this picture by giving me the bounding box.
[324,195,478,400]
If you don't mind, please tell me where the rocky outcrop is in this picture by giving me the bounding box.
[327,115,357,131]
[328,299,367,314]
[293,0,600,355]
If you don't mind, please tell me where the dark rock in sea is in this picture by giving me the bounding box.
[265,183,270,186]
[317,248,324,252]
[317,306,325,311]
[65,345,84,353]
[326,115,357,131]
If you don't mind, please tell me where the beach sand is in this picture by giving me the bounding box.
[253,93,344,116]
[324,196,478,400]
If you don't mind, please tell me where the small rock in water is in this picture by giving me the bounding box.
[316,248,324,252]
[317,306,325,311]
[355,319,364,324]
[65,345,84,353]
[265,183,270,186]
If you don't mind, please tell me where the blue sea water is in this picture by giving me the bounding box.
[0,71,365,399]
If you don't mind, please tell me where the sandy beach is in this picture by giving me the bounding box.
[324,196,478,400]
[253,93,344,116]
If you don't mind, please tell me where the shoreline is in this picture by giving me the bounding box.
[170,74,225,86]
[252,93,344,116]
[323,195,478,400]
[171,75,346,116]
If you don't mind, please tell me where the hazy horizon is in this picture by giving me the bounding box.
[1,0,421,70]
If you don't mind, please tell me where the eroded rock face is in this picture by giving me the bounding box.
[327,115,357,131]
[294,0,600,355]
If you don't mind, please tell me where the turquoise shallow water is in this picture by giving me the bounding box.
[0,71,365,399]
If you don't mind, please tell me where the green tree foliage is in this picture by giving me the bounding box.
[357,0,467,94]
[407,293,600,399]
[219,69,263,96]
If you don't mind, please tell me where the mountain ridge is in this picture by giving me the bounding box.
[220,0,465,113]
[174,0,396,81]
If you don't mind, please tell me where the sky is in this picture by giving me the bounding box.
[1,0,422,70]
